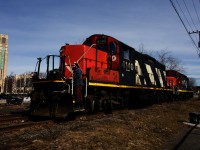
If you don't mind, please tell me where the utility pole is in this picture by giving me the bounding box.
[199,31,200,48]
[188,30,200,48]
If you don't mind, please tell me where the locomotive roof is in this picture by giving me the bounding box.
[166,70,188,79]
[83,34,133,49]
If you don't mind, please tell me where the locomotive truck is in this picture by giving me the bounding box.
[29,34,193,118]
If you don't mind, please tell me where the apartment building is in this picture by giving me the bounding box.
[0,34,8,93]
[4,73,32,94]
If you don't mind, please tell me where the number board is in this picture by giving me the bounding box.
[96,36,108,44]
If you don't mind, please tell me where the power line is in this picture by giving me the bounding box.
[169,0,200,57]
[183,0,198,31]
[175,0,193,31]
[176,0,199,43]
[192,0,200,28]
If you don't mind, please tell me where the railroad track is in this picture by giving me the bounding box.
[0,119,52,133]
[0,109,51,133]
[0,113,29,131]
[0,106,130,133]
[0,114,28,124]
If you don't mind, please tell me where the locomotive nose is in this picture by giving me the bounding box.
[30,90,73,118]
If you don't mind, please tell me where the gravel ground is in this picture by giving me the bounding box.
[0,98,200,150]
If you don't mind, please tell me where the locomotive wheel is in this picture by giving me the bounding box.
[102,99,112,114]
[84,98,93,112]
[85,96,99,113]
[92,99,99,112]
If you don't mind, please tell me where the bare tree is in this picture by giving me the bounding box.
[138,43,145,54]
[188,78,196,87]
[138,43,154,56]
[155,50,185,73]
[138,46,184,72]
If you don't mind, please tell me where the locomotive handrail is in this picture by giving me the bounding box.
[67,76,87,97]
[67,83,71,94]
[77,44,96,63]
[68,54,74,95]
[84,77,88,98]
[64,55,74,95]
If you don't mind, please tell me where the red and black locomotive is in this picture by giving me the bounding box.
[30,34,193,118]
[166,70,192,99]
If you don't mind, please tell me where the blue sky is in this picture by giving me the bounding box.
[1,0,200,85]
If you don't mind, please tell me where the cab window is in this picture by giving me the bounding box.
[124,50,130,60]
[109,41,117,55]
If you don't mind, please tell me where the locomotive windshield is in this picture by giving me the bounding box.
[34,55,61,79]
[96,37,108,51]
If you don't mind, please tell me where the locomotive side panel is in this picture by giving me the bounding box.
[118,42,136,85]
[133,52,166,88]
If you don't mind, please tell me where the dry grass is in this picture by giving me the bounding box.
[1,98,200,150]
